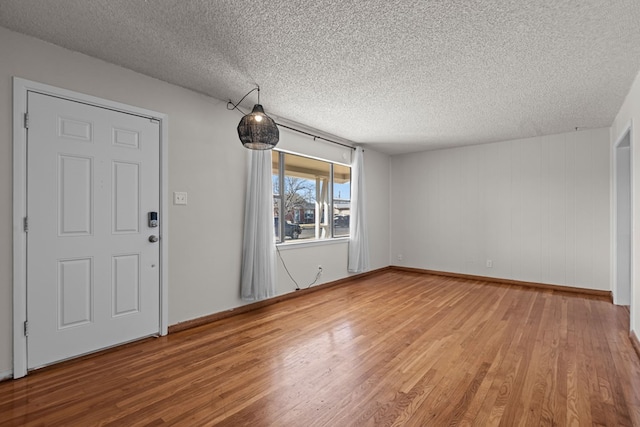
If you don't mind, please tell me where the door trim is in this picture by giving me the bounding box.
[12,77,169,378]
[611,121,635,318]
[612,123,633,307]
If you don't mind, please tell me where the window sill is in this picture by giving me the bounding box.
[276,237,349,250]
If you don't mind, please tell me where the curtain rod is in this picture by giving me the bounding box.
[274,122,356,151]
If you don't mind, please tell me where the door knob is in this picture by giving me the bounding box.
[149,235,159,243]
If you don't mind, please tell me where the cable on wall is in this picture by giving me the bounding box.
[276,246,322,291]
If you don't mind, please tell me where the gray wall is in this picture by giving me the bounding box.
[0,27,391,376]
[390,129,611,289]
[611,66,640,336]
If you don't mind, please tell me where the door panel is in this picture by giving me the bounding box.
[58,155,93,236]
[27,92,160,369]
[58,257,93,328]
[112,254,140,316]
[112,161,140,233]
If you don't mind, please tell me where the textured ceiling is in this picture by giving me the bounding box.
[2,1,640,154]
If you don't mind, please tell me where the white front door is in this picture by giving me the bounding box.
[26,92,161,369]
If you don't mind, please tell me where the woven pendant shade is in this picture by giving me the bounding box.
[237,104,279,150]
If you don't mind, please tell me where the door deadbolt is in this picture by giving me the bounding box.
[148,212,158,227]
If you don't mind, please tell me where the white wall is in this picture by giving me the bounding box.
[390,129,611,290]
[611,67,640,335]
[0,27,390,376]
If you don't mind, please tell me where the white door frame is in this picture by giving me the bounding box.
[612,122,633,311]
[12,77,169,378]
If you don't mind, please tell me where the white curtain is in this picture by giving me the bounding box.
[240,150,276,301]
[348,146,370,273]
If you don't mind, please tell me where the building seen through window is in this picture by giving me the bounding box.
[272,151,351,243]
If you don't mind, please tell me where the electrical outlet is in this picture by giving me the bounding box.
[397,254,403,261]
[486,259,493,268]
[318,265,323,272]
[173,191,188,205]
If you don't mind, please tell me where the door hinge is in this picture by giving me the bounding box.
[24,321,28,337]
[23,216,28,233]
[23,112,29,129]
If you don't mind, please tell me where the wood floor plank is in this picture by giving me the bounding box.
[1,271,639,426]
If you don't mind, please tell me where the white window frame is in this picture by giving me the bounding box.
[273,150,350,245]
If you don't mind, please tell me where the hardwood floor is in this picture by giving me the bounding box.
[1,270,639,426]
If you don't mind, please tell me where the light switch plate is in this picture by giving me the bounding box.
[174,191,188,205]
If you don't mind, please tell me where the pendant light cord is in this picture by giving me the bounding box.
[276,245,321,291]
[227,85,259,113]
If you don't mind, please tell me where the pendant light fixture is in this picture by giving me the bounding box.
[228,86,279,150]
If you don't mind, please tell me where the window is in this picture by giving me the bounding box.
[272,151,351,243]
